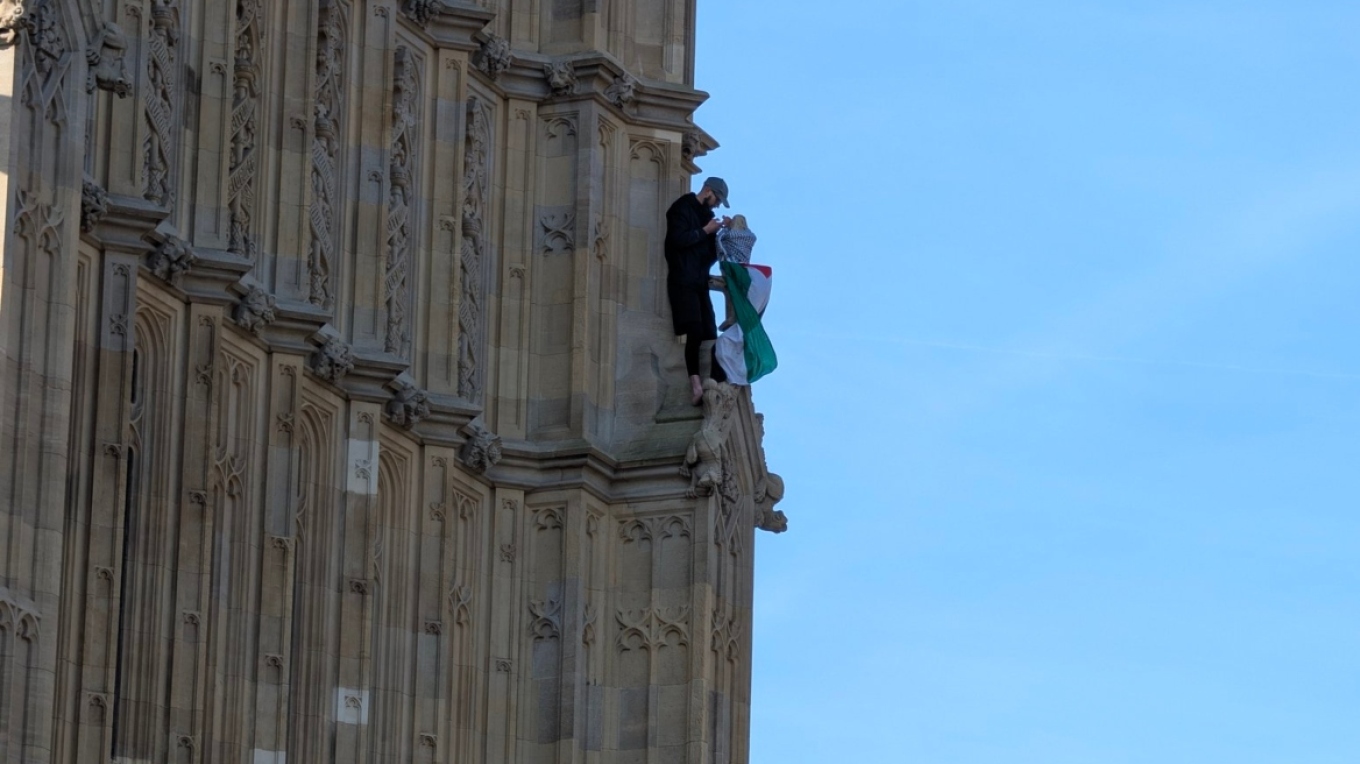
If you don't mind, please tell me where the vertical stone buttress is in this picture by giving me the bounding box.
[0,2,787,764]
[1,2,88,762]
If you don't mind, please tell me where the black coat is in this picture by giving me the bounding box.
[663,193,719,337]
[664,193,717,286]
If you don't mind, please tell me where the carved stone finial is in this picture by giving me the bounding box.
[146,235,196,285]
[310,336,354,382]
[543,60,577,97]
[232,284,277,335]
[81,177,108,233]
[604,73,638,111]
[459,416,502,474]
[680,380,738,497]
[85,19,132,95]
[473,34,512,79]
[385,377,430,429]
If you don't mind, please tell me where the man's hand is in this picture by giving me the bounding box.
[721,216,733,227]
[703,219,722,235]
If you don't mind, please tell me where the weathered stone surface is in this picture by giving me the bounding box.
[0,3,781,763]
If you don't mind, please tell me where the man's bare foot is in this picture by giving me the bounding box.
[689,375,704,406]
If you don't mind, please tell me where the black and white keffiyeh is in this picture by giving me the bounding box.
[716,226,757,264]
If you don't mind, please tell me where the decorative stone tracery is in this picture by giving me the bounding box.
[16,0,70,125]
[144,0,180,207]
[227,0,263,259]
[458,96,490,401]
[0,6,782,763]
[308,0,346,309]
[385,46,419,357]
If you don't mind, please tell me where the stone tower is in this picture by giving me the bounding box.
[0,1,786,762]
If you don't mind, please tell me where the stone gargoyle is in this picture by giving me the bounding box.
[755,472,788,533]
[459,415,502,474]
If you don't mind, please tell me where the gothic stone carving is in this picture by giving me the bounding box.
[473,34,511,79]
[458,96,489,400]
[146,235,196,285]
[533,506,563,530]
[308,0,345,309]
[385,378,430,429]
[0,1,26,47]
[0,586,42,641]
[619,514,692,545]
[385,46,419,357]
[539,210,575,254]
[617,606,690,653]
[681,131,700,161]
[604,73,637,111]
[458,416,501,474]
[529,595,562,640]
[85,20,131,96]
[756,507,788,533]
[401,0,442,25]
[81,176,108,232]
[680,380,738,497]
[712,605,741,663]
[755,472,788,533]
[232,284,276,335]
[14,190,63,266]
[543,60,577,97]
[309,336,354,382]
[591,213,609,260]
[228,0,263,258]
[448,583,472,626]
[582,603,598,646]
[144,0,181,207]
[16,0,70,124]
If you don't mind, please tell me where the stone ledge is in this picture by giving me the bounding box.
[471,48,716,134]
[418,2,497,50]
[88,194,168,252]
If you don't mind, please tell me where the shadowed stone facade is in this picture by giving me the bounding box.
[0,1,785,762]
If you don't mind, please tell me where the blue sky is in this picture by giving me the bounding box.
[693,2,1360,762]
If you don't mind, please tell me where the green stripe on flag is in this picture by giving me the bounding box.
[720,261,778,383]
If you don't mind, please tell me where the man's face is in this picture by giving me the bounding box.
[698,188,720,208]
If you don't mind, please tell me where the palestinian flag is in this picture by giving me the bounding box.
[714,261,778,385]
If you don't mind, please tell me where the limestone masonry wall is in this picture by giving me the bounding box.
[0,1,785,762]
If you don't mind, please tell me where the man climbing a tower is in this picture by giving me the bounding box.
[665,176,731,405]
